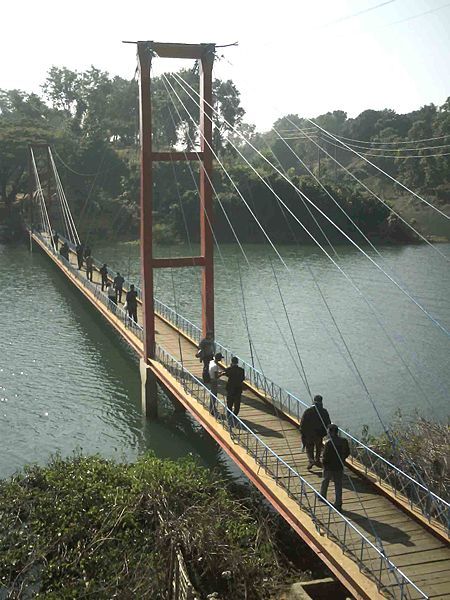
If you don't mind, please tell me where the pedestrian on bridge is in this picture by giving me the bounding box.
[106,281,117,306]
[52,230,59,250]
[85,255,94,282]
[99,264,108,291]
[76,243,84,270]
[223,357,245,426]
[208,352,224,416]
[196,331,215,384]
[126,284,138,324]
[84,245,91,259]
[300,395,331,470]
[114,272,125,303]
[59,241,69,261]
[320,424,350,512]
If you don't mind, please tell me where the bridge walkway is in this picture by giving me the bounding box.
[31,231,450,600]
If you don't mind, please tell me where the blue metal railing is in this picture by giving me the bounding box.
[154,344,428,600]
[39,231,450,538]
[152,296,450,538]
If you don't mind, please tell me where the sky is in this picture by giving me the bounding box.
[1,0,449,131]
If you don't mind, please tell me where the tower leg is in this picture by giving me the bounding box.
[140,358,158,419]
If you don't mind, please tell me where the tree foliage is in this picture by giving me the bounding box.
[1,62,448,241]
[0,454,305,598]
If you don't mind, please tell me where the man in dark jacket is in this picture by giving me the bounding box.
[113,272,125,303]
[224,357,245,424]
[320,423,350,511]
[85,255,94,281]
[99,264,108,291]
[196,331,215,384]
[300,394,331,470]
[126,284,138,323]
[76,243,84,270]
[59,241,69,261]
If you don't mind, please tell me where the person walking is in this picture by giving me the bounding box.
[196,331,215,384]
[59,241,69,261]
[208,352,224,416]
[106,281,117,307]
[126,284,138,324]
[113,272,125,303]
[300,395,331,470]
[223,357,245,426]
[99,264,108,291]
[75,243,84,270]
[85,255,94,282]
[52,231,59,250]
[320,424,350,511]
[84,245,92,259]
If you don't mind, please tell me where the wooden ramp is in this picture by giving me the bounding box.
[31,232,450,600]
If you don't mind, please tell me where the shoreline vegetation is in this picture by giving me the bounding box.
[0,453,323,599]
[0,67,448,244]
[1,416,447,598]
[362,413,449,501]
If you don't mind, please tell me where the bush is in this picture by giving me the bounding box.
[0,453,301,599]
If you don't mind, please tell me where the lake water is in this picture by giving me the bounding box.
[0,240,449,480]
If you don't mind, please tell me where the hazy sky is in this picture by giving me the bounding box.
[2,0,449,130]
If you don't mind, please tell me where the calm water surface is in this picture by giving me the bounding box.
[0,240,449,479]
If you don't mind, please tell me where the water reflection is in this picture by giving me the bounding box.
[1,240,449,480]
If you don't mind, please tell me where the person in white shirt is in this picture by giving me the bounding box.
[106,281,117,309]
[208,352,224,416]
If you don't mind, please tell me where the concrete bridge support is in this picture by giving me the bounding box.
[140,359,158,419]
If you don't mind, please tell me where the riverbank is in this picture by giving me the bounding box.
[363,413,449,500]
[0,453,326,599]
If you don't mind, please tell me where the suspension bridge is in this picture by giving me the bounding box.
[26,41,449,600]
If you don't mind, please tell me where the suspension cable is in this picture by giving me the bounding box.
[172,71,450,338]
[31,149,54,247]
[280,133,450,153]
[267,125,445,416]
[168,72,448,465]
[49,148,81,245]
[162,75,396,552]
[284,121,450,263]
[162,70,421,511]
[169,73,440,496]
[314,136,450,159]
[307,120,450,219]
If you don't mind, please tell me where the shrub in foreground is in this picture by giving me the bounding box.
[0,453,302,599]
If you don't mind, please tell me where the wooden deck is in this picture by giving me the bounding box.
[32,232,450,600]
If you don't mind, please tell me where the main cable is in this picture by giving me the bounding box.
[278,129,450,146]
[284,117,450,262]
[172,71,450,338]
[307,119,450,219]
[168,71,448,463]
[163,67,420,496]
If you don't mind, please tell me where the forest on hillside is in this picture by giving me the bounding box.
[1,64,449,243]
